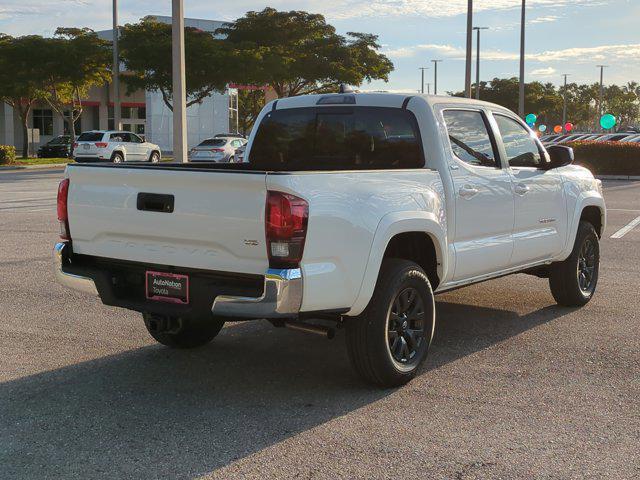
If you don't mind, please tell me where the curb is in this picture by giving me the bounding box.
[0,163,69,171]
[596,175,640,181]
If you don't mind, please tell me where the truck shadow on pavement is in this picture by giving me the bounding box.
[1,299,569,479]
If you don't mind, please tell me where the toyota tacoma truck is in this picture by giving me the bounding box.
[54,93,606,387]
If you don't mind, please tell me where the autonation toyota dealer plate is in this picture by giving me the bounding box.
[145,271,189,304]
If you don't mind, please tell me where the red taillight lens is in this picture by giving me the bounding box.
[266,191,308,269]
[95,142,108,148]
[73,142,78,149]
[209,148,224,152]
[57,178,70,240]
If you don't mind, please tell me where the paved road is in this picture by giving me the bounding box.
[1,168,638,479]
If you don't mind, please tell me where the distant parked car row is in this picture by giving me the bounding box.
[66,130,248,163]
[542,132,640,145]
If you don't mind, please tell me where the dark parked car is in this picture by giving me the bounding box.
[38,135,73,158]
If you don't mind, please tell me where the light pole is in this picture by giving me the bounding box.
[431,59,442,95]
[465,0,473,98]
[172,0,187,163]
[112,0,121,131]
[473,27,488,100]
[419,67,429,94]
[426,83,431,95]
[518,0,526,118]
[561,73,570,133]
[597,65,608,131]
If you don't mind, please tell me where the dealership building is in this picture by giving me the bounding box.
[0,16,237,154]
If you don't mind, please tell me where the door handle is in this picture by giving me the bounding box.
[514,183,530,195]
[459,185,479,198]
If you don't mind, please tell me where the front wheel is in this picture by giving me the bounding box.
[149,151,160,163]
[346,259,435,387]
[143,313,225,348]
[549,221,600,306]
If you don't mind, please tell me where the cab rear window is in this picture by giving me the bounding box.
[249,107,424,171]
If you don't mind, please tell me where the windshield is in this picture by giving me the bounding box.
[48,135,70,145]
[249,106,424,171]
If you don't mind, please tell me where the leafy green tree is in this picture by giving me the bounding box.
[218,8,394,97]
[119,19,231,111]
[237,88,266,136]
[40,28,111,142]
[0,34,50,158]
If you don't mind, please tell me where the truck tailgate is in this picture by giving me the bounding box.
[66,165,269,275]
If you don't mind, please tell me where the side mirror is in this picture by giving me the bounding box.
[545,144,574,169]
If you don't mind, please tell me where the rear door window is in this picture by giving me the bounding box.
[443,110,498,168]
[249,107,424,170]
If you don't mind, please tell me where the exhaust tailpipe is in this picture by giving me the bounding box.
[284,320,335,339]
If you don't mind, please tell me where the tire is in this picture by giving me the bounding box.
[112,152,124,163]
[346,259,435,388]
[549,221,600,307]
[149,151,160,163]
[143,313,225,349]
[228,156,235,163]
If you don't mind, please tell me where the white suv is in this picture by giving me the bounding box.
[74,130,161,163]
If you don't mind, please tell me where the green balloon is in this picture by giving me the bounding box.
[525,113,537,124]
[600,114,616,130]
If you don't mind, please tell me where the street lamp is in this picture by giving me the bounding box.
[419,67,429,94]
[561,73,570,133]
[518,0,526,117]
[473,27,488,100]
[597,65,608,131]
[465,0,473,98]
[431,60,443,95]
[112,0,121,131]
[172,0,187,163]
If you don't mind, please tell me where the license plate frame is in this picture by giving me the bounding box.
[145,271,189,304]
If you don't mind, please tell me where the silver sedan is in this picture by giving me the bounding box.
[188,137,247,162]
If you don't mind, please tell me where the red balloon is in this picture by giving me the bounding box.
[554,125,562,133]
[565,122,574,132]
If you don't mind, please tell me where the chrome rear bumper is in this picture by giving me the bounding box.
[53,242,98,295]
[211,268,302,318]
[54,241,302,318]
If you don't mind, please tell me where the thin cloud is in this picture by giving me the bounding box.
[384,42,640,64]
[531,67,557,76]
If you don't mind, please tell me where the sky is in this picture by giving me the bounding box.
[1,0,638,94]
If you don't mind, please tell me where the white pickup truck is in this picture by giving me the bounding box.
[54,93,605,387]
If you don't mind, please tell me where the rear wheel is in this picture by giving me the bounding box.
[112,152,124,163]
[228,155,235,163]
[143,313,225,348]
[346,259,435,387]
[549,221,600,306]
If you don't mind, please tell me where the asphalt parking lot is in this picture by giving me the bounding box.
[1,168,638,479]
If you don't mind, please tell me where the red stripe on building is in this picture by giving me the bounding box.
[108,102,146,108]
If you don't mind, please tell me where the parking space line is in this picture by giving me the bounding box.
[611,216,640,239]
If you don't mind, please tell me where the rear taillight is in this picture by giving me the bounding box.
[73,142,78,149]
[265,191,308,269]
[209,148,224,153]
[57,178,70,240]
[95,142,108,148]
